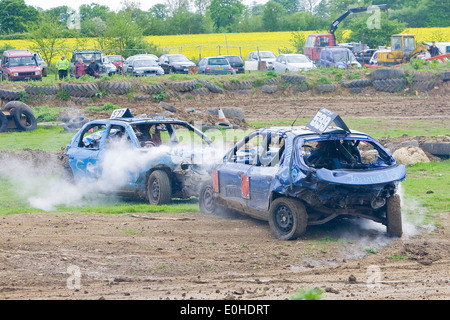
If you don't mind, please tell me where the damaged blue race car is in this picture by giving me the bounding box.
[64,109,213,205]
[199,108,406,240]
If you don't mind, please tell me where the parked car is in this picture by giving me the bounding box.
[33,52,48,77]
[355,49,377,65]
[159,54,196,74]
[222,55,244,74]
[1,49,42,81]
[319,47,361,69]
[101,56,117,76]
[125,57,164,77]
[369,49,390,65]
[245,51,277,71]
[104,55,124,73]
[272,54,314,73]
[199,108,405,240]
[70,50,108,77]
[64,110,214,205]
[198,56,233,75]
[122,54,159,74]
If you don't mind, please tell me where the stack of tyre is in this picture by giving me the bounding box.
[0,101,37,133]
[372,69,406,93]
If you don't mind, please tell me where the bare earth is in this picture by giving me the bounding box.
[0,88,449,300]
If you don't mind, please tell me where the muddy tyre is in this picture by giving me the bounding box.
[411,80,435,92]
[0,111,7,132]
[140,84,165,95]
[1,101,34,114]
[269,197,308,240]
[281,74,306,83]
[0,89,20,101]
[100,82,131,95]
[373,68,405,80]
[198,79,223,93]
[147,170,172,205]
[386,194,402,237]
[61,83,99,97]
[199,182,217,215]
[12,106,37,131]
[440,71,450,82]
[25,85,58,96]
[261,85,278,94]
[373,78,406,93]
[316,84,337,93]
[166,80,197,92]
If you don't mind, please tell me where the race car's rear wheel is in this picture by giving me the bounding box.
[269,197,307,240]
[386,194,402,237]
[147,170,172,205]
[199,182,217,215]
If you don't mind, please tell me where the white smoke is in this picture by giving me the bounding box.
[0,139,227,212]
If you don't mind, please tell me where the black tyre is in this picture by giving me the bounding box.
[101,82,131,95]
[0,89,20,101]
[411,80,435,92]
[61,83,98,97]
[386,194,402,237]
[1,101,33,114]
[316,84,337,93]
[147,170,172,205]
[68,116,89,129]
[440,71,450,82]
[198,79,223,93]
[199,182,217,215]
[12,106,37,131]
[373,68,405,80]
[281,74,306,83]
[261,85,278,94]
[373,78,406,93]
[0,111,8,132]
[140,84,165,95]
[269,197,308,240]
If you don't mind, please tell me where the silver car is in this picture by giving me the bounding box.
[125,57,164,77]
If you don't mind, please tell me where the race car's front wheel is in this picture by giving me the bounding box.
[199,182,217,215]
[269,197,307,240]
[147,170,172,205]
[386,194,402,237]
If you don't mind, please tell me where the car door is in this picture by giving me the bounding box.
[217,131,264,212]
[66,122,106,182]
[273,55,283,73]
[95,123,138,191]
[246,132,285,213]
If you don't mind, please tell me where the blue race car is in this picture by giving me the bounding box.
[64,109,213,205]
[199,109,406,240]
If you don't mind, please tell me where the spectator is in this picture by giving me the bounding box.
[56,55,70,80]
[74,58,87,78]
[87,57,100,78]
[428,41,440,57]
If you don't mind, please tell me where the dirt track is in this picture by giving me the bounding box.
[0,90,449,300]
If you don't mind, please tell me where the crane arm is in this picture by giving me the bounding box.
[329,4,388,45]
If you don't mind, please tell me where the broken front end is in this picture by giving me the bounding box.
[286,135,406,226]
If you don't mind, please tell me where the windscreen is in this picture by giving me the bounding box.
[9,56,37,66]
[287,55,309,63]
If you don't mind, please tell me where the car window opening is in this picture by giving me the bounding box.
[301,139,392,170]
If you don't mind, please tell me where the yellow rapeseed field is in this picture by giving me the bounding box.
[1,28,449,64]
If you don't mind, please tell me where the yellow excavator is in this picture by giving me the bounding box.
[377,34,429,66]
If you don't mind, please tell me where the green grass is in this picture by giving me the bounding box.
[290,287,323,300]
[0,125,72,151]
[402,160,450,222]
[0,176,199,216]
[247,118,450,138]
